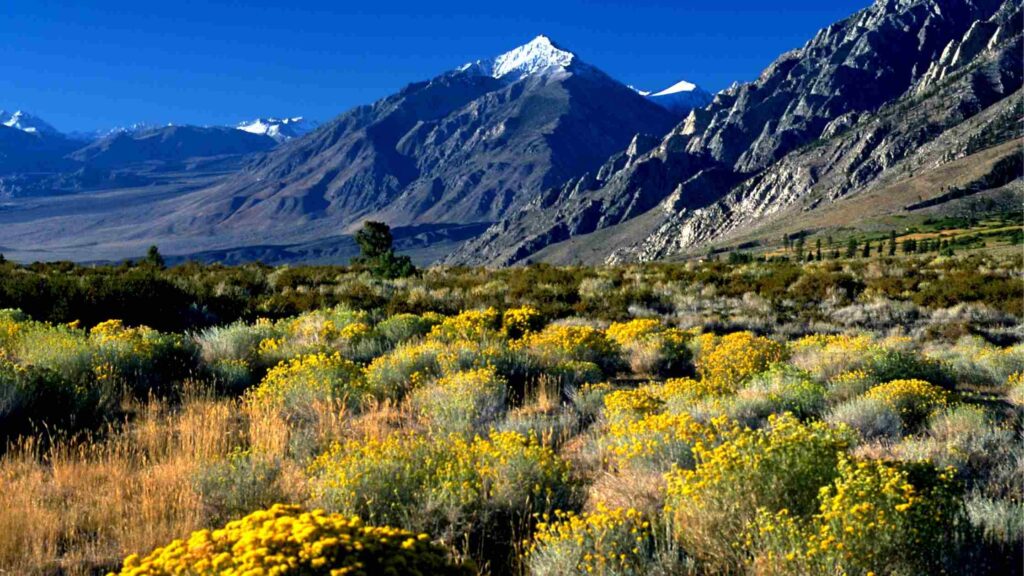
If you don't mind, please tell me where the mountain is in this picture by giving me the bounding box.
[634,80,713,114]
[0,124,74,174]
[67,123,165,142]
[0,110,62,137]
[114,35,679,251]
[236,117,319,143]
[448,0,1022,266]
[68,125,277,169]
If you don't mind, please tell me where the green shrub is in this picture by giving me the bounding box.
[193,448,285,524]
[664,414,852,572]
[411,368,507,434]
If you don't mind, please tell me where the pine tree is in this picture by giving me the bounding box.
[862,240,871,258]
[888,230,897,256]
[846,238,857,258]
[353,221,417,278]
[795,236,805,261]
[145,245,166,269]
[815,238,822,261]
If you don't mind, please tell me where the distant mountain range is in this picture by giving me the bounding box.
[0,0,1019,266]
[236,117,320,143]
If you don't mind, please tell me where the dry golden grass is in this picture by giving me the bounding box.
[0,393,263,575]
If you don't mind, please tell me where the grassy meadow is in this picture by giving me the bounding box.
[0,251,1022,575]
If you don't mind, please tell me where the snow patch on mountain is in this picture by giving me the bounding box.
[0,110,61,137]
[633,80,713,114]
[236,117,318,143]
[461,35,583,80]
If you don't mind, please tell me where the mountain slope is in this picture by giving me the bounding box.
[449,0,1017,266]
[69,126,277,169]
[128,35,679,246]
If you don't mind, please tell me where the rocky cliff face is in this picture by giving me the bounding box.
[449,0,1019,266]
[141,36,678,242]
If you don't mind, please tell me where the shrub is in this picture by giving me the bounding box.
[428,307,500,342]
[502,305,544,340]
[0,360,105,441]
[309,433,437,526]
[789,334,874,382]
[89,319,199,396]
[864,379,949,431]
[735,365,827,421]
[363,340,444,399]
[603,386,665,424]
[664,414,851,572]
[519,324,623,374]
[824,368,877,403]
[825,396,903,441]
[749,458,964,575]
[245,352,367,419]
[694,332,785,394]
[375,312,441,345]
[607,319,691,377]
[194,320,278,366]
[193,448,284,525]
[866,347,951,389]
[571,382,615,424]
[892,405,1014,485]
[107,504,469,576]
[930,337,1024,388]
[309,430,576,536]
[526,506,665,576]
[411,367,507,434]
[602,412,727,472]
[545,360,603,391]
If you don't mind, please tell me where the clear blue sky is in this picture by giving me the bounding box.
[1,0,869,132]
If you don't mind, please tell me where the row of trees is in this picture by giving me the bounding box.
[781,231,957,262]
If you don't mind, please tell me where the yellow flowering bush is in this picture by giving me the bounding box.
[607,319,691,376]
[309,433,437,525]
[664,413,851,572]
[603,412,728,471]
[695,332,785,394]
[749,458,963,575]
[428,307,500,342]
[246,352,367,418]
[519,324,623,374]
[363,340,445,398]
[1008,371,1024,407]
[309,430,575,536]
[526,505,657,576]
[411,367,507,434]
[106,504,470,576]
[502,305,544,340]
[864,379,949,430]
[825,368,877,403]
[603,386,665,423]
[87,319,197,395]
[789,333,874,381]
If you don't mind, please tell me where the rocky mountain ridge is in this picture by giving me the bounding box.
[449,0,1021,266]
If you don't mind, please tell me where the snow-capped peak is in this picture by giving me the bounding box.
[633,80,713,115]
[650,80,698,97]
[0,110,61,137]
[461,35,580,81]
[235,116,318,143]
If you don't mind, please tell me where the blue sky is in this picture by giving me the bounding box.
[1,0,869,132]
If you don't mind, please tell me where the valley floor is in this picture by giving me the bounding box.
[0,255,1021,575]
